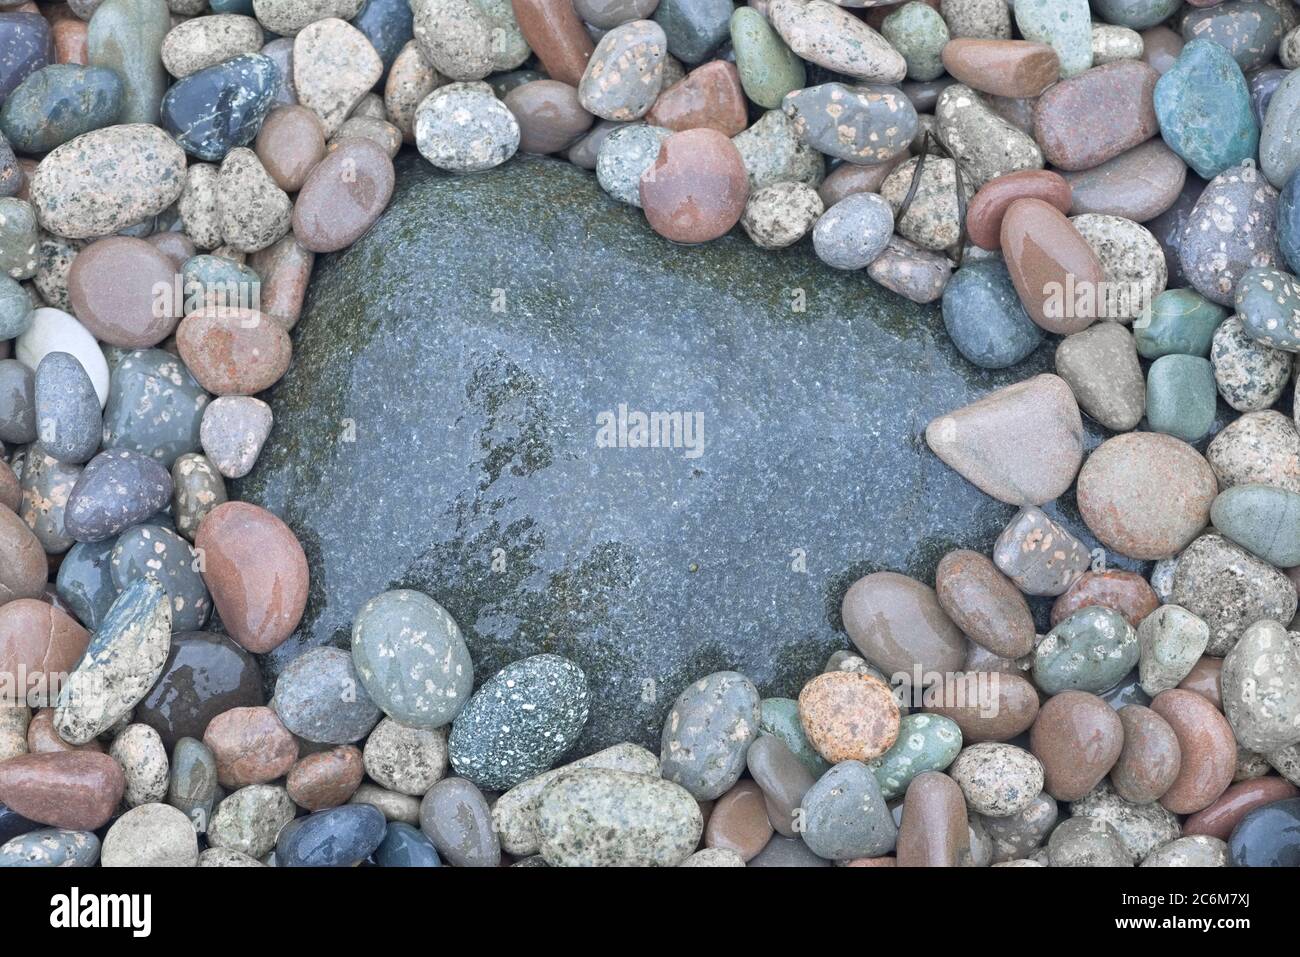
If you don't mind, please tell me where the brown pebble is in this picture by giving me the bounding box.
[286,745,365,810]
[67,237,179,348]
[1000,197,1103,334]
[202,705,299,788]
[966,169,1072,251]
[511,0,595,88]
[194,501,309,654]
[1030,690,1123,802]
[292,138,395,253]
[646,60,748,137]
[925,671,1039,743]
[254,105,327,193]
[817,156,904,208]
[52,18,88,66]
[640,128,749,244]
[934,548,1035,659]
[0,599,89,705]
[1141,25,1183,75]
[940,39,1060,99]
[705,779,773,861]
[797,670,900,763]
[0,751,124,830]
[896,771,969,867]
[1177,656,1223,711]
[1150,689,1236,815]
[1183,776,1300,841]
[249,234,314,331]
[504,79,594,155]
[1111,704,1182,804]
[1049,570,1159,628]
[175,306,292,396]
[1032,61,1160,172]
[146,231,197,270]
[1060,139,1187,223]
[842,571,968,681]
[0,507,46,607]
[27,708,102,754]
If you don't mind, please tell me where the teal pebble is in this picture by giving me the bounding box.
[867,712,962,800]
[1210,483,1300,567]
[1145,354,1217,442]
[1091,0,1182,30]
[0,65,124,154]
[760,697,830,779]
[1134,288,1229,358]
[653,0,733,65]
[1014,0,1094,77]
[1034,606,1139,695]
[882,1,950,82]
[730,7,804,110]
[181,254,262,312]
[1236,266,1300,351]
[1154,39,1259,180]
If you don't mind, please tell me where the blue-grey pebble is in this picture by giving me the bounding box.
[418,776,500,867]
[1210,483,1300,568]
[449,653,591,791]
[659,669,760,800]
[110,523,210,630]
[0,274,30,340]
[1154,39,1258,181]
[1180,1,1283,73]
[1092,0,1181,30]
[0,12,50,102]
[55,537,118,630]
[167,736,218,833]
[1250,67,1289,127]
[375,821,441,867]
[942,260,1043,369]
[1179,163,1282,306]
[101,349,209,468]
[1281,169,1300,275]
[0,828,100,867]
[64,449,171,543]
[812,192,894,270]
[654,0,733,64]
[0,358,34,444]
[159,53,279,161]
[271,646,382,745]
[181,255,261,313]
[1236,266,1300,351]
[782,82,916,165]
[0,65,124,154]
[1034,606,1140,695]
[35,351,100,464]
[276,804,387,867]
[352,0,414,71]
[800,760,897,860]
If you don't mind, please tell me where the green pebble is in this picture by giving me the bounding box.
[1034,606,1139,695]
[1014,0,1093,77]
[882,1,951,82]
[867,712,962,800]
[1146,353,1217,442]
[1210,483,1300,568]
[1134,288,1229,358]
[759,697,830,779]
[730,7,805,110]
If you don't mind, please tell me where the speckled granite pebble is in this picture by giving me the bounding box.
[812,191,893,270]
[100,802,197,867]
[949,742,1043,817]
[595,122,671,207]
[1211,314,1292,411]
[415,81,520,173]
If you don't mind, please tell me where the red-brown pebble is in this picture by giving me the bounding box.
[203,705,299,788]
[0,751,124,830]
[705,779,773,861]
[504,79,594,155]
[817,157,903,208]
[26,708,102,754]
[1032,61,1160,171]
[1000,197,1103,334]
[286,745,365,810]
[0,599,89,702]
[896,771,969,867]
[512,0,595,88]
[966,170,1072,251]
[1049,570,1160,627]
[0,507,46,606]
[841,571,969,680]
[1177,656,1223,710]
[175,306,292,395]
[925,672,1039,743]
[67,237,179,348]
[249,234,314,331]
[1111,704,1181,804]
[639,128,749,244]
[292,138,395,253]
[195,502,308,654]
[1029,690,1122,802]
[1183,777,1300,841]
[940,39,1060,99]
[0,458,19,512]
[646,60,748,137]
[797,670,900,763]
[52,17,88,65]
[255,105,327,193]
[934,548,1035,659]
[1150,689,1236,814]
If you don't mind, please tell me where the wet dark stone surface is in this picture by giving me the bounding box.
[238,152,1130,754]
[134,631,264,749]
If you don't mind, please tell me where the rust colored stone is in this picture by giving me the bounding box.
[966,169,1072,251]
[0,751,124,830]
[896,771,968,867]
[1112,704,1181,804]
[1029,690,1123,802]
[286,745,365,810]
[52,17,87,66]
[175,306,292,396]
[0,507,46,607]
[194,502,309,654]
[940,39,1060,99]
[1177,655,1223,710]
[646,60,748,137]
[934,548,1035,659]
[639,128,749,244]
[146,231,196,270]
[254,105,327,193]
[924,671,1039,743]
[817,156,903,208]
[704,780,773,861]
[27,708,102,754]
[249,234,314,332]
[1001,197,1104,334]
[1150,689,1235,815]
[512,0,595,88]
[798,670,900,763]
[1049,570,1160,627]
[504,79,594,155]
[202,705,299,788]
[0,599,89,707]
[1032,61,1160,172]
[1184,777,1300,841]
[291,138,395,254]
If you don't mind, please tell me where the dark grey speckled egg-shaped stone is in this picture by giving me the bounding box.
[64,448,172,543]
